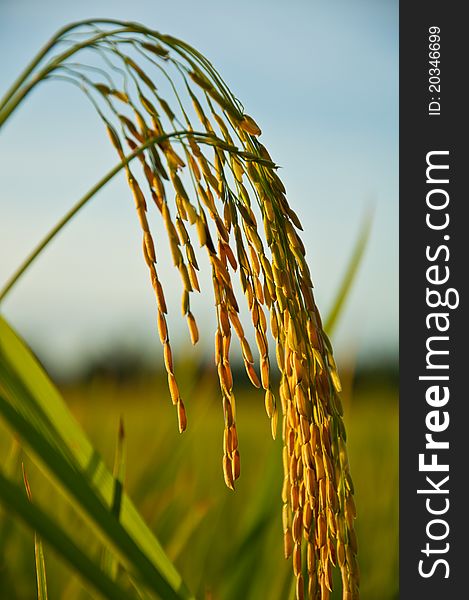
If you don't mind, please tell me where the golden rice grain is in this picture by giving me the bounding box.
[223,454,235,490]
[167,372,179,405]
[186,311,199,345]
[163,343,173,373]
[264,389,275,418]
[284,528,293,559]
[292,510,302,544]
[317,513,327,548]
[157,310,168,344]
[260,356,270,389]
[245,361,260,388]
[177,400,187,433]
[232,448,240,480]
[293,542,302,576]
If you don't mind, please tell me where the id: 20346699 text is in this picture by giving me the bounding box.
[428,26,441,116]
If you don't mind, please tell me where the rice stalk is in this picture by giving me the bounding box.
[101,418,126,580]
[0,20,359,599]
[22,464,49,600]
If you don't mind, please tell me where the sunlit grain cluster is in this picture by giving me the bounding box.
[40,21,359,599]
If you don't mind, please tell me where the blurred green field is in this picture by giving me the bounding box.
[0,364,398,600]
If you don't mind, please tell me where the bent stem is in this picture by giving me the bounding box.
[0,22,72,112]
[0,18,238,131]
[0,28,130,129]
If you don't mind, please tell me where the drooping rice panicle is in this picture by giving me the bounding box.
[1,21,359,599]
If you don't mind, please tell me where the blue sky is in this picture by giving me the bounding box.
[0,0,398,374]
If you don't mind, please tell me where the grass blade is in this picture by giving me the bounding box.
[102,418,126,580]
[324,209,373,335]
[22,464,49,600]
[34,534,48,600]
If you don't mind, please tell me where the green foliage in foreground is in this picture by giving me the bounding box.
[0,317,192,599]
[0,318,398,599]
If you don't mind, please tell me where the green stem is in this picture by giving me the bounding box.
[0,22,77,110]
[0,18,242,129]
[0,28,129,129]
[0,19,154,127]
[0,20,131,115]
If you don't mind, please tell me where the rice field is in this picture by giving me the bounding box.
[0,366,398,599]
